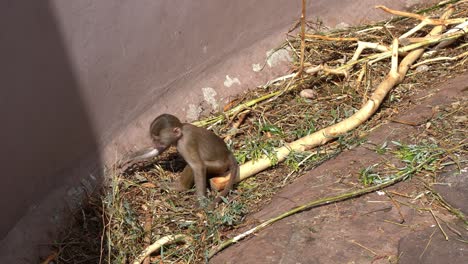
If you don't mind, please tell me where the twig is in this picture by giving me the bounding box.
[349,240,378,256]
[305,64,348,77]
[390,39,399,76]
[401,35,443,43]
[419,229,437,259]
[400,21,428,39]
[377,5,428,21]
[133,234,192,264]
[282,151,316,185]
[142,210,153,264]
[305,34,358,41]
[455,42,468,50]
[411,50,468,68]
[355,63,367,91]
[384,220,411,227]
[363,206,393,215]
[388,118,421,126]
[340,24,467,70]
[387,190,412,198]
[356,25,395,34]
[192,91,281,127]
[350,42,390,63]
[385,191,405,223]
[101,197,113,264]
[376,5,465,25]
[429,208,449,240]
[223,99,240,112]
[445,221,462,238]
[455,238,468,244]
[41,251,58,264]
[224,110,250,142]
[297,0,307,76]
[424,183,468,224]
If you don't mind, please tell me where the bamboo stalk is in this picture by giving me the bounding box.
[133,234,192,264]
[339,26,465,70]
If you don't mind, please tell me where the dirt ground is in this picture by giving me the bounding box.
[210,73,468,264]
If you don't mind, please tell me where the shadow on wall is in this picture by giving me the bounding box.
[0,1,101,241]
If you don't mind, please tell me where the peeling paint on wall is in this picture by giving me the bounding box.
[223,75,241,87]
[252,63,263,72]
[335,22,350,29]
[202,87,219,111]
[186,104,202,121]
[266,48,292,67]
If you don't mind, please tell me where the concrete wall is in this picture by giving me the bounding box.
[0,0,101,245]
[0,0,429,262]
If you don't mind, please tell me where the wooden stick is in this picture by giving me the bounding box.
[350,42,391,62]
[305,34,358,41]
[400,21,427,39]
[376,5,428,21]
[376,5,464,25]
[402,35,444,43]
[429,209,449,240]
[420,229,437,259]
[385,191,405,223]
[41,251,58,264]
[224,110,249,142]
[391,39,399,76]
[349,240,378,256]
[297,0,307,76]
[133,234,191,264]
[347,28,466,69]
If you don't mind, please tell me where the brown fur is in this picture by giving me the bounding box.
[150,114,239,207]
